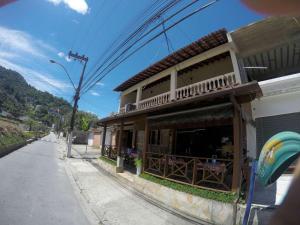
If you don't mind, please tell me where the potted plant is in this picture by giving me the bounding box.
[134,157,142,176]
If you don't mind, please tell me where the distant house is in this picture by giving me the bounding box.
[97,16,300,196]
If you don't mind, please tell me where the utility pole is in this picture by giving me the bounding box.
[67,51,88,158]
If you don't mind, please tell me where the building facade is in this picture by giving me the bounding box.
[97,16,300,195]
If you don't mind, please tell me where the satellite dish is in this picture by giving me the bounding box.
[257,131,300,186]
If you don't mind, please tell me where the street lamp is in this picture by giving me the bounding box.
[49,53,88,158]
[49,59,76,91]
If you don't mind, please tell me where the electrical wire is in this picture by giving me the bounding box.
[81,0,198,92]
[80,0,219,96]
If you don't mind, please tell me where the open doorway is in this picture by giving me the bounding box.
[175,125,233,158]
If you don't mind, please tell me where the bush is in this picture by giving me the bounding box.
[140,173,237,203]
[0,133,25,151]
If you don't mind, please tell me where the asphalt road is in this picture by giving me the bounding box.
[0,134,91,225]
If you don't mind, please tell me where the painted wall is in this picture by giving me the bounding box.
[177,56,233,88]
[88,132,94,146]
[120,90,137,107]
[252,91,300,119]
[141,77,170,100]
[248,74,300,158]
[93,132,101,148]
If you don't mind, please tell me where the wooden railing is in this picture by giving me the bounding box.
[175,72,238,100]
[103,145,117,160]
[138,92,170,110]
[144,153,233,191]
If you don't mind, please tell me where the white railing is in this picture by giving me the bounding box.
[138,92,170,110]
[118,72,238,114]
[119,107,125,114]
[175,72,237,100]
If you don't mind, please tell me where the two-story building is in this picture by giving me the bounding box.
[97,16,300,196]
[98,25,264,193]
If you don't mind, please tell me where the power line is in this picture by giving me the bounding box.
[83,0,181,87]
[81,0,199,92]
[81,0,219,96]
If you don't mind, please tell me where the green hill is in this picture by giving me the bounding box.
[0,65,72,127]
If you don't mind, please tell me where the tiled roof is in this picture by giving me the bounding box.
[114,29,228,92]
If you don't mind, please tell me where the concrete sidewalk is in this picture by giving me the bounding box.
[58,139,200,225]
[71,144,101,159]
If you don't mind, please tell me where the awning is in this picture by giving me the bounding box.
[148,103,233,128]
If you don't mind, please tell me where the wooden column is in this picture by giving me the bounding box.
[101,124,107,156]
[232,106,242,193]
[142,119,149,172]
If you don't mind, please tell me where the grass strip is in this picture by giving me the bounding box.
[140,173,237,203]
[99,156,117,166]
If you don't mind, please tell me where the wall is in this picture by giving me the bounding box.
[120,90,137,107]
[141,77,170,100]
[252,91,300,119]
[93,132,101,148]
[177,56,233,88]
[88,132,93,146]
[251,74,300,156]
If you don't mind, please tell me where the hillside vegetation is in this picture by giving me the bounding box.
[0,66,72,126]
[0,66,98,130]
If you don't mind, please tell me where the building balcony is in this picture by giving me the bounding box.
[119,72,238,114]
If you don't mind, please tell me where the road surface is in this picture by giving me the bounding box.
[0,134,91,225]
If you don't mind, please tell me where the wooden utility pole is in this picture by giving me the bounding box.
[67,51,88,158]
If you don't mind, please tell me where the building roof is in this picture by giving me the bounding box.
[114,29,228,92]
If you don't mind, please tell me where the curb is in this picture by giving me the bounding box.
[64,159,103,225]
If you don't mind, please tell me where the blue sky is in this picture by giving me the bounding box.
[0,0,264,118]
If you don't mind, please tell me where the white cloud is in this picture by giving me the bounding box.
[96,82,104,86]
[57,51,72,62]
[58,52,65,58]
[90,91,100,96]
[47,0,89,15]
[65,56,72,62]
[0,26,56,59]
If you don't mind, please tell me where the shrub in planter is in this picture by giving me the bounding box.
[134,158,142,175]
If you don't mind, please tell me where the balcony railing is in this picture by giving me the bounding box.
[118,72,238,114]
[176,72,237,100]
[138,92,170,110]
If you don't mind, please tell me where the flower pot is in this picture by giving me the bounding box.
[136,166,142,176]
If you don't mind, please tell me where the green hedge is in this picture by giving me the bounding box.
[99,156,117,166]
[140,173,237,203]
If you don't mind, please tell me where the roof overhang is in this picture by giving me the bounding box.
[114,29,228,92]
[230,16,300,57]
[98,81,262,125]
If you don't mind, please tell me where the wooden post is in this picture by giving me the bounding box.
[142,119,149,172]
[101,124,107,156]
[232,106,242,193]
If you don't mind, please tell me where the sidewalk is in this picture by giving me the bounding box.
[59,140,200,225]
[71,144,101,159]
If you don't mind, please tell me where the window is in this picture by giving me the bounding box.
[149,129,161,145]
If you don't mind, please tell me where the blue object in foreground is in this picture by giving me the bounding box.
[257,131,300,186]
[242,160,257,225]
